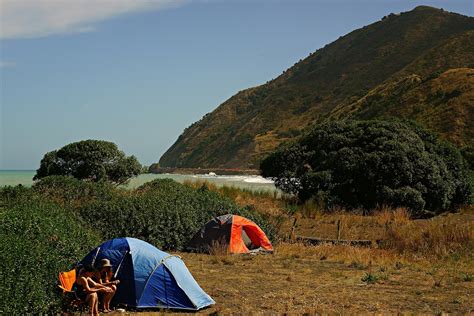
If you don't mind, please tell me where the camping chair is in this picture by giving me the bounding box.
[58,268,85,314]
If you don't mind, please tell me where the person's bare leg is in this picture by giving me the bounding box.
[91,293,99,316]
[86,295,91,315]
[109,284,117,311]
[86,293,96,316]
[103,292,111,312]
[103,285,117,311]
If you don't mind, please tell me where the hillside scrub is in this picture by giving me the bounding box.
[79,179,275,250]
[261,120,471,217]
[0,178,276,313]
[0,194,101,314]
[32,175,120,206]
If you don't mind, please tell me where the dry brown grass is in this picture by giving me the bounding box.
[208,239,229,256]
[183,179,285,217]
[374,206,411,226]
[159,182,474,313]
[275,242,409,269]
[183,180,473,259]
[382,218,473,257]
[130,241,473,314]
[207,239,238,266]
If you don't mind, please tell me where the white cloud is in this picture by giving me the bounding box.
[0,0,188,39]
[0,60,16,68]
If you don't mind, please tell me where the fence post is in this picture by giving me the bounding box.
[289,217,298,241]
[336,219,341,240]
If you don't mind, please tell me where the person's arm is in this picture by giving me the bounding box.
[101,270,120,286]
[78,277,100,293]
[87,277,109,289]
[86,277,113,292]
[101,280,120,286]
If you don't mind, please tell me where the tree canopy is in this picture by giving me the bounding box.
[34,140,142,184]
[260,120,471,216]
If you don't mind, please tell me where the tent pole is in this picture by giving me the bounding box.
[114,250,129,279]
[91,247,101,267]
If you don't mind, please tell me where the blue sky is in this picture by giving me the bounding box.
[1,0,472,170]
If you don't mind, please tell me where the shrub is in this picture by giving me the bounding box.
[461,273,473,282]
[34,139,142,184]
[361,272,379,284]
[261,120,471,216]
[461,145,474,203]
[460,145,474,170]
[0,196,101,314]
[32,175,119,205]
[79,179,275,251]
[0,184,32,203]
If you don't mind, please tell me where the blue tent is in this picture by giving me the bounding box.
[80,237,215,310]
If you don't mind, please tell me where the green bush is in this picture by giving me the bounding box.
[32,175,119,205]
[460,145,474,171]
[0,179,276,313]
[0,185,33,203]
[0,194,101,314]
[79,179,275,250]
[261,120,471,217]
[34,139,142,184]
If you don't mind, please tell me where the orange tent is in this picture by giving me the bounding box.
[187,214,273,254]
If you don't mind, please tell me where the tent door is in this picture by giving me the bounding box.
[241,227,257,250]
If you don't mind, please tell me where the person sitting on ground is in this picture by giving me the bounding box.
[96,259,120,313]
[76,265,113,316]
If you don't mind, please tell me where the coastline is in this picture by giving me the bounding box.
[0,170,275,191]
[149,167,261,176]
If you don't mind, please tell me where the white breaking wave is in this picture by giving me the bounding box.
[242,176,274,184]
[192,174,274,184]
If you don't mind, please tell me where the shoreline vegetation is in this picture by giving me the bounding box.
[148,166,261,176]
[1,177,473,314]
[0,171,275,192]
[1,124,472,314]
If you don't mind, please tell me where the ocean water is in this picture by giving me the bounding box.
[0,170,36,187]
[0,170,276,192]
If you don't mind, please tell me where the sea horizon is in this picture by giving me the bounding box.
[0,169,35,171]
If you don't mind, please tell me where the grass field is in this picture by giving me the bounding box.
[123,183,474,314]
[176,243,473,314]
[118,239,472,314]
[17,180,468,315]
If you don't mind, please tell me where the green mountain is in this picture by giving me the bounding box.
[159,6,474,169]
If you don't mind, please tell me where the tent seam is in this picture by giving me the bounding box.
[136,255,182,307]
[136,261,164,306]
[162,259,198,308]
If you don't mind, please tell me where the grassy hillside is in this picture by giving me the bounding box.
[158,6,474,169]
[330,68,474,147]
